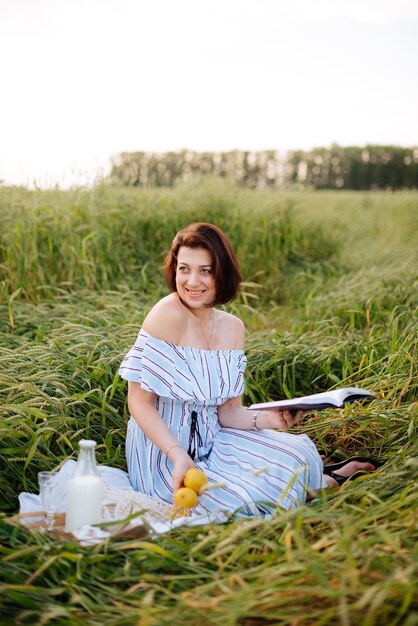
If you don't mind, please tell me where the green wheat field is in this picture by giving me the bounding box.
[0,179,417,625]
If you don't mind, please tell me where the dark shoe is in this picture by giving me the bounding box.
[324,457,378,486]
[325,469,374,486]
[323,456,379,473]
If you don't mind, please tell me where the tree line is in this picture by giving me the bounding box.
[110,145,418,190]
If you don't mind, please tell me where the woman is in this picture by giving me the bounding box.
[119,223,375,516]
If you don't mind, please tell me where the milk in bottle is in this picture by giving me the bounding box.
[65,439,103,532]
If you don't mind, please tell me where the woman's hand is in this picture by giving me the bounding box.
[169,447,196,497]
[264,409,305,430]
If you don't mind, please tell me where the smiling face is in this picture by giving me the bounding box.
[175,246,216,309]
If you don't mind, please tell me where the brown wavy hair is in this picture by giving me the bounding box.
[163,223,242,306]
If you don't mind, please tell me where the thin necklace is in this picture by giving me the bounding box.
[198,309,215,349]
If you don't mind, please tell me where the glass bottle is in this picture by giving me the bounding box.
[65,439,103,532]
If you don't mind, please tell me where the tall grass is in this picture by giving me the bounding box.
[0,181,417,625]
[1,179,344,303]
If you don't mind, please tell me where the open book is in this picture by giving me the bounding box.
[249,387,375,412]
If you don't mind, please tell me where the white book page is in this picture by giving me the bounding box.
[249,387,374,411]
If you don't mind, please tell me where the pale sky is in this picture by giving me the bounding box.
[1,0,417,187]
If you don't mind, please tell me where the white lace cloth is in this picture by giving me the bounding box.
[18,460,228,542]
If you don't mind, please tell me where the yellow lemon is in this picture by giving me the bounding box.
[183,468,208,493]
[174,487,198,509]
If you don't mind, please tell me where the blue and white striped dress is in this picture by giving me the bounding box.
[119,329,326,517]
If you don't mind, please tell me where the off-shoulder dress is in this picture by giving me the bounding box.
[118,329,326,517]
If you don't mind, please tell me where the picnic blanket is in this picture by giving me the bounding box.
[18,460,228,542]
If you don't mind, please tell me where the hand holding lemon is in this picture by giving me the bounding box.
[173,468,208,510]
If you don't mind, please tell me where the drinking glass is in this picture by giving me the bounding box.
[38,471,60,530]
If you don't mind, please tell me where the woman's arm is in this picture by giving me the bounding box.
[218,395,304,430]
[128,381,195,496]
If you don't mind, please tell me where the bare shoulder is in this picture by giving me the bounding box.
[142,294,187,343]
[217,310,245,349]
